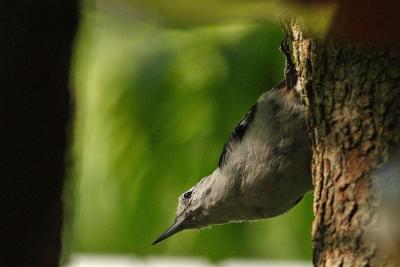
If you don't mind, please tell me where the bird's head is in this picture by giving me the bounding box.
[152,170,234,245]
[151,163,280,245]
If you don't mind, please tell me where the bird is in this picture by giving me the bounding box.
[152,36,312,245]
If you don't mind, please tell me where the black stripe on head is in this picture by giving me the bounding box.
[218,103,257,168]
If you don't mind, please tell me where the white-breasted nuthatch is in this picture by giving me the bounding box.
[152,36,312,245]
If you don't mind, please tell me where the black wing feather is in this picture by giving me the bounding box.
[218,104,257,168]
[292,195,304,208]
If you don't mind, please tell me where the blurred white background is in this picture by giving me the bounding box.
[65,255,311,267]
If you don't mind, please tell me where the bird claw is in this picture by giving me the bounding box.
[280,33,297,90]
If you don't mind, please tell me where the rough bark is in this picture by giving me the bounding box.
[1,2,78,267]
[290,22,400,266]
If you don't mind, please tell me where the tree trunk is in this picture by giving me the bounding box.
[1,2,77,267]
[290,22,400,266]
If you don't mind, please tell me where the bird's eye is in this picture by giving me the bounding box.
[183,191,192,199]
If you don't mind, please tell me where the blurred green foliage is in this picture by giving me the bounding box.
[69,0,313,261]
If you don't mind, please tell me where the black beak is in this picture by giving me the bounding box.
[152,217,186,245]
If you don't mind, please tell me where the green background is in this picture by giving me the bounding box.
[68,0,314,262]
